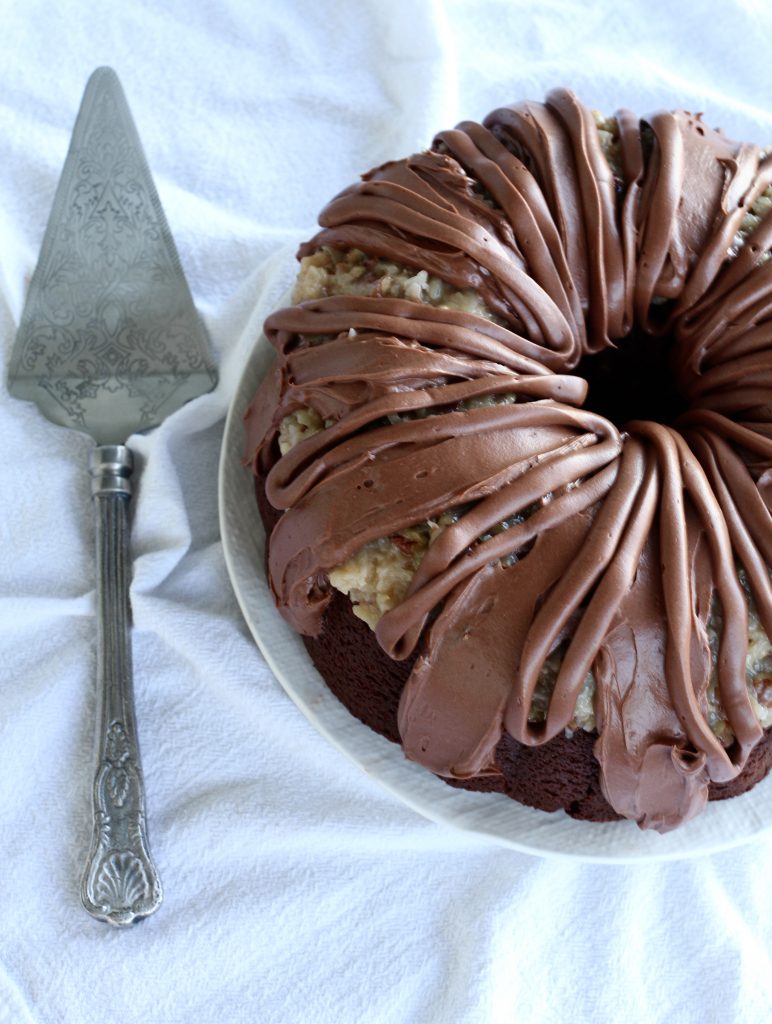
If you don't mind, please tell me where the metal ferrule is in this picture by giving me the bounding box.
[89,445,133,498]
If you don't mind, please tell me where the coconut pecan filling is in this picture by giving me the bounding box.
[292,245,500,321]
[276,389,771,742]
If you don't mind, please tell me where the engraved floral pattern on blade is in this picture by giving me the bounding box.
[11,69,213,435]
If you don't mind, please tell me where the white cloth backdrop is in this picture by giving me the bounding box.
[1,2,771,1022]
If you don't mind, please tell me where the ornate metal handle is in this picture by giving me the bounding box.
[81,445,162,926]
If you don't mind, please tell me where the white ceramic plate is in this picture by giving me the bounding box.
[218,326,772,863]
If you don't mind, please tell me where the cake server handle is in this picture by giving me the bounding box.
[81,444,163,927]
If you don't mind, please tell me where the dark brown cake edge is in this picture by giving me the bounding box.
[256,479,772,824]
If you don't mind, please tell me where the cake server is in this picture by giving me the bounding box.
[8,67,217,926]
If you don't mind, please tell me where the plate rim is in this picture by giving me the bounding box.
[218,320,772,864]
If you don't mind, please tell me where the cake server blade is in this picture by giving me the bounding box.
[8,66,217,926]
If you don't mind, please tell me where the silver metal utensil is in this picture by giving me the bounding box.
[8,67,217,926]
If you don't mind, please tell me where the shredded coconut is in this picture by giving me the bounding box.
[292,246,498,320]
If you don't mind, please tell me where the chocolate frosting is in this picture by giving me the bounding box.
[245,88,772,832]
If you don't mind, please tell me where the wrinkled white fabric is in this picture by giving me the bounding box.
[1,2,771,1022]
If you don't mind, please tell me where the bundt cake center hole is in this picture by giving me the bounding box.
[575,328,687,428]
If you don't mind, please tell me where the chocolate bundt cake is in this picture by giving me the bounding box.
[244,88,772,833]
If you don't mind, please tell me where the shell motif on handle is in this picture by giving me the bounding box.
[82,446,162,926]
